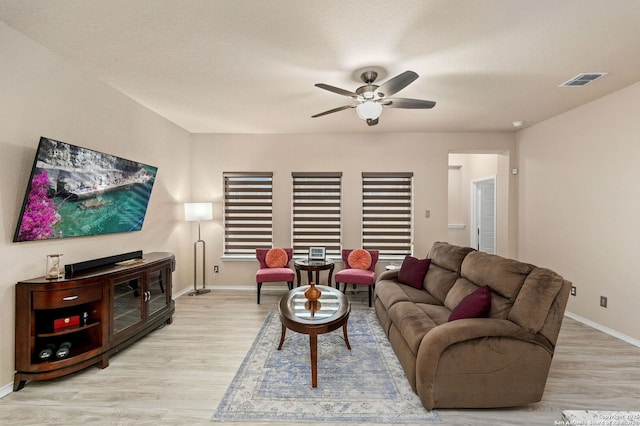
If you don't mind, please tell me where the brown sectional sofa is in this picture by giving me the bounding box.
[374,242,571,410]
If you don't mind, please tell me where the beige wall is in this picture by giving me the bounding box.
[190,132,516,288]
[517,81,640,341]
[0,23,193,390]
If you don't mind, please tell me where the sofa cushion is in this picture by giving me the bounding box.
[424,264,461,304]
[388,301,440,355]
[418,303,452,325]
[376,279,441,311]
[449,285,491,321]
[265,248,288,268]
[445,278,513,319]
[460,251,535,300]
[398,256,431,289]
[508,267,564,333]
[347,248,372,270]
[444,278,476,311]
[428,242,475,274]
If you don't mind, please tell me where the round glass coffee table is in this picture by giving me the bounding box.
[277,285,351,388]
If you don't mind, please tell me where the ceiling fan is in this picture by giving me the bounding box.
[311,70,436,126]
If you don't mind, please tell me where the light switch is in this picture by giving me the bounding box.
[425,210,430,218]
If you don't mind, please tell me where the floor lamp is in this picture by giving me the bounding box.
[184,202,213,296]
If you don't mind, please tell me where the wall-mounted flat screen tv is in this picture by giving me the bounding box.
[13,137,158,242]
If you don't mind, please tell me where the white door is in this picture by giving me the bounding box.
[471,177,496,254]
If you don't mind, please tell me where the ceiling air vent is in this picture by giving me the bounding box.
[559,72,607,87]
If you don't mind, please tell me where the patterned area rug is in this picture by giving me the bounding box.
[212,309,441,423]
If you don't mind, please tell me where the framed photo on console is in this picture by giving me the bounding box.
[308,247,326,261]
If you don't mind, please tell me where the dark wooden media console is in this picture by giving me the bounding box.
[14,252,175,391]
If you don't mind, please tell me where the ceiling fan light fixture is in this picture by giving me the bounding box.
[363,90,375,100]
[356,101,383,120]
[312,69,434,124]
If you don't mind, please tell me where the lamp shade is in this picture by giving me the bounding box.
[184,202,213,222]
[356,101,383,120]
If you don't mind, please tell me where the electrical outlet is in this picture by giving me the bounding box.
[600,296,607,308]
[570,286,576,296]
[214,265,219,273]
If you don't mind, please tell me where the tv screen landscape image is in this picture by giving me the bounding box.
[13,137,158,242]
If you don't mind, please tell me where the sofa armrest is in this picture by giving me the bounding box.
[376,269,399,283]
[420,318,547,358]
[416,318,553,409]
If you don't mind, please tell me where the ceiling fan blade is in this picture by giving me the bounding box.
[384,98,436,109]
[374,71,418,98]
[315,83,359,98]
[311,104,355,118]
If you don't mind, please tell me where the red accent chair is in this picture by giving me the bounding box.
[335,249,379,307]
[255,248,295,304]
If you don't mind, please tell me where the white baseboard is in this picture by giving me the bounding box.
[172,286,193,298]
[0,382,13,399]
[173,285,255,296]
[212,285,255,291]
[565,311,640,348]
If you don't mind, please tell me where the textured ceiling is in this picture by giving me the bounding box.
[1,0,639,134]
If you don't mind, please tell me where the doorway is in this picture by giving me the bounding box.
[471,177,496,254]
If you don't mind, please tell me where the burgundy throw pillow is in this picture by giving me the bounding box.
[449,285,492,321]
[397,256,431,289]
[265,248,288,268]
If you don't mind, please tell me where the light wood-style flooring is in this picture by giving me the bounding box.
[1,287,639,425]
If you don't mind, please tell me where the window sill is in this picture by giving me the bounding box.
[220,255,255,262]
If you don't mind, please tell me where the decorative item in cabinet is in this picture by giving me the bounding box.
[45,254,64,280]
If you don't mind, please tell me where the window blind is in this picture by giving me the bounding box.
[292,172,342,257]
[362,172,413,257]
[223,172,273,255]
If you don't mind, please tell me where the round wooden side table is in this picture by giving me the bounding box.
[294,258,335,287]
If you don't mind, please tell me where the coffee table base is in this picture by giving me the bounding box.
[277,323,351,388]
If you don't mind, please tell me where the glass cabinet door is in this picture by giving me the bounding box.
[147,269,168,318]
[113,277,143,334]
